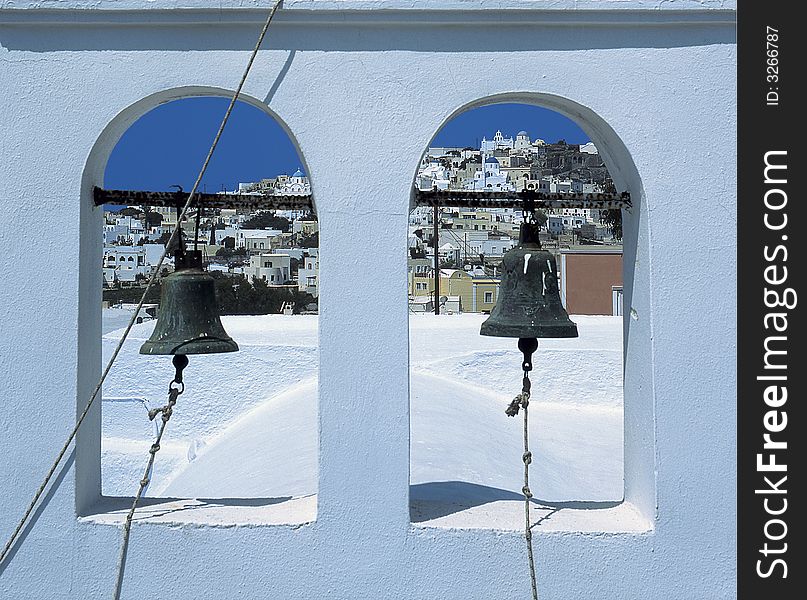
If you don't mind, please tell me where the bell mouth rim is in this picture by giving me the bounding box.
[480,323,579,339]
[167,267,208,275]
[139,336,240,355]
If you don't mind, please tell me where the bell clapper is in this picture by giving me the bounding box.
[173,353,189,385]
[518,337,538,371]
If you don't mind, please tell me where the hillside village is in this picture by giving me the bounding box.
[102,129,624,316]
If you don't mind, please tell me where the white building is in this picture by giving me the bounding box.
[408,206,434,226]
[548,215,565,235]
[283,248,306,261]
[415,158,451,191]
[408,295,434,313]
[102,223,130,245]
[276,168,311,195]
[548,214,587,235]
[437,242,461,265]
[102,245,148,286]
[246,253,291,285]
[534,176,573,194]
[235,169,311,196]
[465,237,517,258]
[214,227,239,246]
[561,207,600,222]
[513,130,531,151]
[142,243,167,268]
[101,243,170,286]
[152,205,178,227]
[103,215,150,245]
[437,228,485,248]
[480,129,514,152]
[408,233,426,257]
[572,180,604,194]
[245,234,277,254]
[215,228,283,249]
[466,155,513,191]
[217,208,239,227]
[297,249,319,297]
[115,215,144,232]
[554,177,574,193]
[579,141,599,154]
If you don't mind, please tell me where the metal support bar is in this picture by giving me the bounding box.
[415,188,631,210]
[96,187,628,212]
[433,204,440,315]
[94,187,314,212]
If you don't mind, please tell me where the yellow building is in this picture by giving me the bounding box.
[409,268,500,313]
[449,210,494,232]
[293,220,319,236]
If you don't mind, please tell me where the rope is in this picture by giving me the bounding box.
[0,0,284,568]
[506,367,539,600]
[112,358,185,600]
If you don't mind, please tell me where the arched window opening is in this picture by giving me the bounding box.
[409,103,626,526]
[99,96,318,506]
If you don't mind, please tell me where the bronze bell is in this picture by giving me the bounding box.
[481,221,578,339]
[140,251,239,355]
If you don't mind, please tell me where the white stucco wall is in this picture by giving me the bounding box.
[0,2,736,598]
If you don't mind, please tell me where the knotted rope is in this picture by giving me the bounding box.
[112,355,187,600]
[506,339,539,600]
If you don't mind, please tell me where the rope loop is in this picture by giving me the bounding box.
[516,366,539,599]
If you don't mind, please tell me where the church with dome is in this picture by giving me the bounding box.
[466,154,513,191]
[237,168,311,196]
[417,127,600,194]
[480,128,542,153]
[281,167,310,194]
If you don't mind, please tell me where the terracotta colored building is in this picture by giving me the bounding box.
[559,249,623,315]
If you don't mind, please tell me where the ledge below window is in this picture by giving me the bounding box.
[411,498,651,533]
[80,495,316,527]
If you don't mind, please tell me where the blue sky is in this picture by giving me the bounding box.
[430,103,590,149]
[105,97,301,193]
[105,99,590,192]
